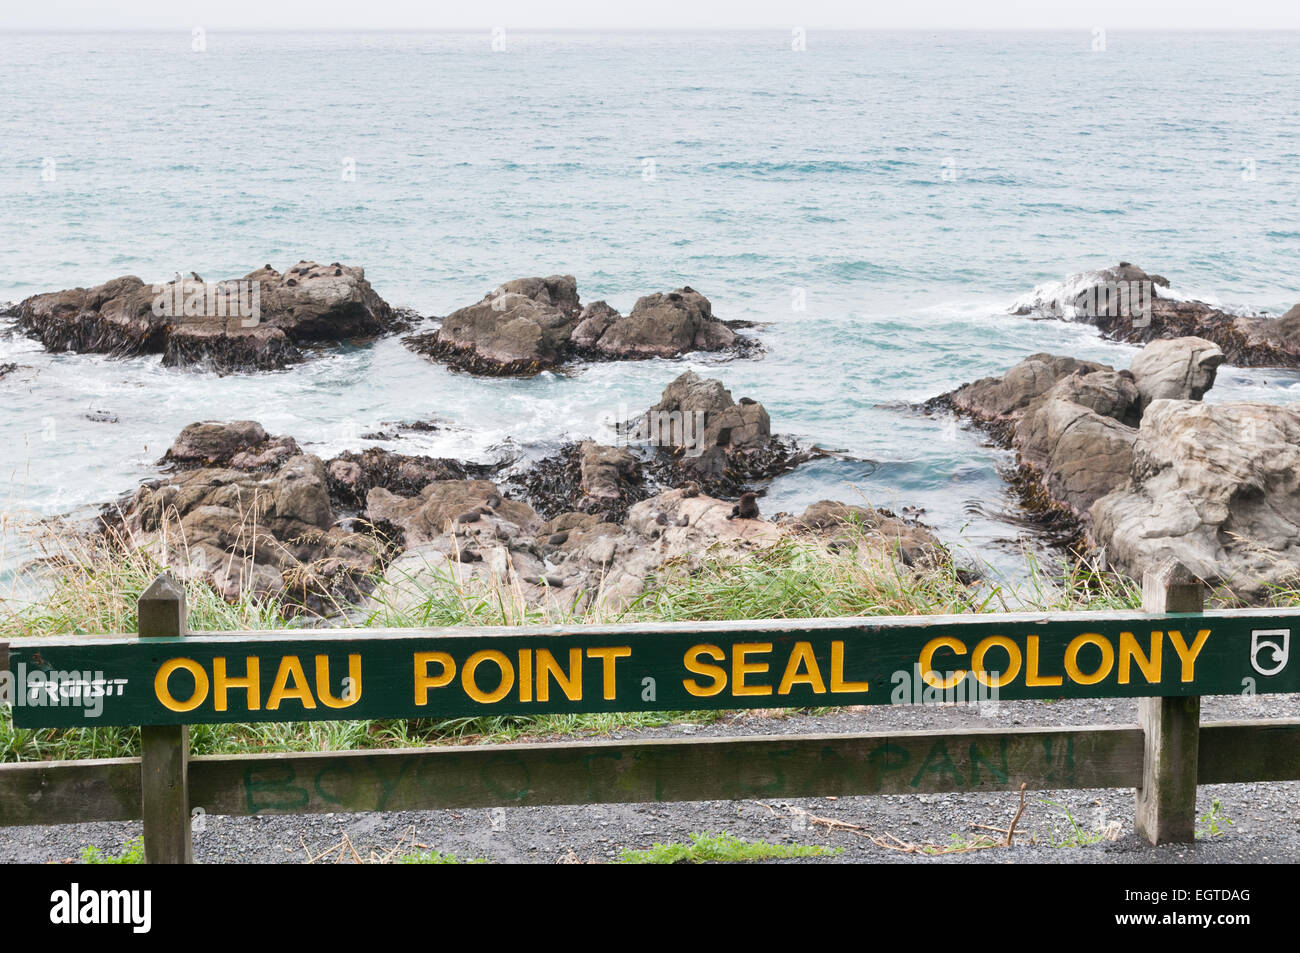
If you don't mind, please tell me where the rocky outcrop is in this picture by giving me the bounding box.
[578,288,735,359]
[367,488,947,616]
[510,371,816,520]
[102,397,936,614]
[511,442,649,522]
[1091,401,1300,600]
[403,278,749,375]
[365,479,543,548]
[116,453,390,608]
[1013,262,1300,367]
[929,353,1109,440]
[1127,336,1225,411]
[324,448,496,510]
[931,337,1224,525]
[403,276,582,375]
[162,421,301,472]
[630,370,812,493]
[15,261,398,373]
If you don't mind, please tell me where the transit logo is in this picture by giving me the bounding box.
[49,884,151,933]
[151,277,261,327]
[0,664,124,719]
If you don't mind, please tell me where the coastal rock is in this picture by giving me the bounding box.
[162,420,301,471]
[365,479,543,547]
[632,370,809,492]
[404,275,581,374]
[1091,401,1300,600]
[325,447,496,509]
[118,453,387,607]
[1127,336,1225,410]
[932,353,1108,436]
[1013,262,1300,367]
[1017,394,1138,517]
[511,371,808,518]
[570,301,621,350]
[404,278,748,375]
[793,500,943,567]
[581,287,735,359]
[367,486,948,615]
[15,261,396,373]
[932,337,1220,527]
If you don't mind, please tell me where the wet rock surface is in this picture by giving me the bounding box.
[1014,262,1300,367]
[14,261,399,373]
[1091,400,1300,601]
[403,277,754,375]
[928,335,1300,600]
[162,421,302,472]
[113,453,394,610]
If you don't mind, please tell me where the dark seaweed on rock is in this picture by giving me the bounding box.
[1016,262,1300,368]
[325,447,499,510]
[507,442,651,523]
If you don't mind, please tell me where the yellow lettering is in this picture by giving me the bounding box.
[830,641,870,693]
[971,636,1022,688]
[777,642,826,695]
[413,651,455,706]
[537,648,582,702]
[586,646,631,700]
[316,655,361,709]
[213,656,260,712]
[519,649,533,702]
[1169,629,1211,682]
[919,636,966,690]
[154,658,209,712]
[267,656,316,710]
[733,643,772,696]
[683,645,726,697]
[1065,633,1114,686]
[463,650,514,703]
[1118,631,1162,685]
[1025,635,1063,687]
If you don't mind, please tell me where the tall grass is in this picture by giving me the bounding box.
[1,521,1145,763]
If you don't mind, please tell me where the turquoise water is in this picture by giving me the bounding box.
[2,30,1299,584]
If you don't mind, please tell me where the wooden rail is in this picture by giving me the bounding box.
[1,563,1297,861]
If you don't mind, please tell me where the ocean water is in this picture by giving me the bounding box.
[2,30,1299,590]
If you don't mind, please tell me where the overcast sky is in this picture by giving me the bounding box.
[3,0,1299,31]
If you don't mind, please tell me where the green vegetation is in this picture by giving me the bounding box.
[617,831,840,864]
[1196,798,1235,840]
[1038,799,1106,848]
[396,849,486,864]
[1,522,1148,764]
[81,836,144,864]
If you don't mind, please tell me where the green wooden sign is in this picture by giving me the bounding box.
[4,609,1297,728]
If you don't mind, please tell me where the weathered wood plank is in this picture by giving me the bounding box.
[138,573,192,863]
[1134,563,1203,845]
[0,758,142,826]
[1,719,1292,828]
[187,726,1146,816]
[1198,719,1300,784]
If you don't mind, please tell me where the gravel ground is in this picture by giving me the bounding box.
[3,693,1297,864]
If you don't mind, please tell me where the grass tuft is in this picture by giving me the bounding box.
[617,831,840,864]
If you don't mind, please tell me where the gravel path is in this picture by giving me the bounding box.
[3,693,1297,864]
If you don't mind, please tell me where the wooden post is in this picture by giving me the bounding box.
[138,573,193,864]
[1134,562,1203,845]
